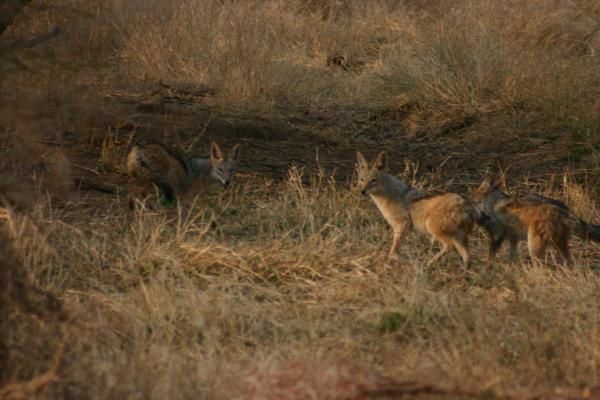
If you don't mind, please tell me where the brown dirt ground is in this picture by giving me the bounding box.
[64,87,599,205]
[3,80,597,208]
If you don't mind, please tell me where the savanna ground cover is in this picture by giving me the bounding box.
[1,1,599,399]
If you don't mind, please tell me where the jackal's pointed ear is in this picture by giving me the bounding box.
[373,151,387,171]
[228,143,241,161]
[210,142,224,164]
[356,151,368,169]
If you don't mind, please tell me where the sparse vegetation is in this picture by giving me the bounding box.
[1,1,599,399]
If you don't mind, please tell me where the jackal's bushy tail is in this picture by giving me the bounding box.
[570,217,600,242]
[520,194,600,242]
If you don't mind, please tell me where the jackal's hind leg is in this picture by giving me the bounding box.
[527,231,547,265]
[451,236,470,269]
[555,238,572,267]
[427,238,451,266]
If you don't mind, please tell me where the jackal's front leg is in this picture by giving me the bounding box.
[388,222,409,262]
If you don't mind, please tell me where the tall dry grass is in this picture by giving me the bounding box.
[4,0,600,148]
[9,1,600,119]
[1,1,600,398]
[109,0,600,129]
[2,168,599,399]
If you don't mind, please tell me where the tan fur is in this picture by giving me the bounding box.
[127,143,186,201]
[471,176,574,265]
[126,141,241,208]
[504,202,570,264]
[356,151,477,267]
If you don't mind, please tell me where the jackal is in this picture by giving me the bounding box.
[126,141,241,208]
[356,151,485,267]
[471,175,600,265]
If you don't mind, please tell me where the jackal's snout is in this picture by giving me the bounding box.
[214,170,233,189]
[210,142,241,190]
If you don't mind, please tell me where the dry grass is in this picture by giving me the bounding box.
[7,1,600,123]
[113,0,600,134]
[1,168,599,399]
[2,0,600,398]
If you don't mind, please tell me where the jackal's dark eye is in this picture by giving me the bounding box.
[370,178,377,184]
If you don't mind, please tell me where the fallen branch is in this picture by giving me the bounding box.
[74,178,118,194]
[0,25,61,57]
[73,164,100,176]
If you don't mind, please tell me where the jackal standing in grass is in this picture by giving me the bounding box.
[356,151,485,267]
[126,141,241,209]
[471,175,600,266]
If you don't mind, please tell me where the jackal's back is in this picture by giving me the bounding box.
[499,201,568,241]
[410,193,476,235]
[126,143,188,192]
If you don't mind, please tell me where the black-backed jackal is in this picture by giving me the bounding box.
[471,175,600,265]
[356,151,487,267]
[126,141,241,209]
